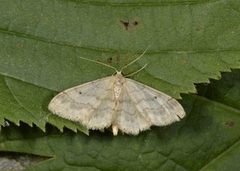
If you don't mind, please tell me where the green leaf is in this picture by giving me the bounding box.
[199,69,240,110]
[197,70,240,171]
[0,90,240,171]
[0,1,240,170]
[0,75,88,133]
[0,0,240,132]
[0,70,240,170]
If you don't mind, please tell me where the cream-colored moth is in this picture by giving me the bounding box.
[48,49,185,135]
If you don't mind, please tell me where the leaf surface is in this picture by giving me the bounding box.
[0,90,240,171]
[197,70,240,171]
[1,69,240,170]
[0,0,240,132]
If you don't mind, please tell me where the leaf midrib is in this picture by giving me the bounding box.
[199,138,240,170]
[1,27,240,54]
[56,0,220,7]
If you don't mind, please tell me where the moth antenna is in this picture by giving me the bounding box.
[120,46,150,72]
[77,56,118,73]
[125,63,148,77]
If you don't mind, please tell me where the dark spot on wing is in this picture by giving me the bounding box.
[154,96,157,99]
[79,91,82,94]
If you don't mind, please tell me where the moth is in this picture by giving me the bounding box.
[48,49,185,135]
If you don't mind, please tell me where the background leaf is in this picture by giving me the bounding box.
[0,0,240,170]
[0,68,240,171]
[0,75,88,133]
[197,69,240,171]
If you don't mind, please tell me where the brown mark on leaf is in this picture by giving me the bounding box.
[195,25,204,32]
[120,19,139,31]
[133,21,139,26]
[16,43,24,48]
[116,53,120,66]
[181,58,188,64]
[107,57,113,64]
[225,121,234,128]
[120,20,130,30]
